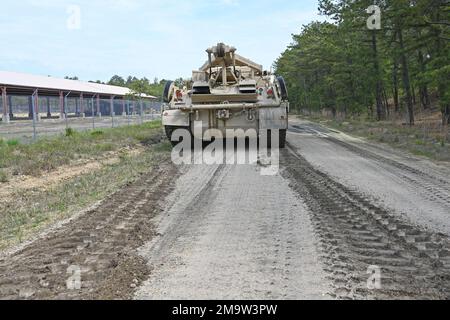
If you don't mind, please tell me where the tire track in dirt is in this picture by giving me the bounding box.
[281,143,450,299]
[0,154,179,300]
[136,162,330,300]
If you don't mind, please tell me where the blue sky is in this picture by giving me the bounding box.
[0,0,322,82]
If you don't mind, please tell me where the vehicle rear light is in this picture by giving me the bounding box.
[176,90,183,100]
[267,88,274,98]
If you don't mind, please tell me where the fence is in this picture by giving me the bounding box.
[0,97,163,143]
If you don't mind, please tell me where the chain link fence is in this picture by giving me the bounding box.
[0,96,162,143]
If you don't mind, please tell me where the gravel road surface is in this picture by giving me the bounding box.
[135,163,330,300]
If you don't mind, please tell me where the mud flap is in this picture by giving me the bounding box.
[258,107,288,131]
[162,109,190,127]
[259,107,288,149]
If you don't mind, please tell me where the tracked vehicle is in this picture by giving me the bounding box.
[162,43,289,148]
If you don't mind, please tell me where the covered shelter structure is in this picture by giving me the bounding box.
[0,71,157,123]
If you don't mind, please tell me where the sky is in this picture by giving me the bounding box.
[0,0,322,83]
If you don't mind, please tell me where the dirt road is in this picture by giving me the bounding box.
[1,119,450,300]
[135,163,329,300]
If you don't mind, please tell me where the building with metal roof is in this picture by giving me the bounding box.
[0,71,157,123]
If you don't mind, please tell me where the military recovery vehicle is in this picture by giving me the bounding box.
[162,43,289,148]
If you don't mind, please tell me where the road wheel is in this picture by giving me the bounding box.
[163,81,174,103]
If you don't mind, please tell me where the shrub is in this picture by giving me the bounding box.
[7,139,19,147]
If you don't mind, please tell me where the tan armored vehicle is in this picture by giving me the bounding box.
[162,43,289,148]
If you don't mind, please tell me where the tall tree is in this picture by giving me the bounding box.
[275,0,449,125]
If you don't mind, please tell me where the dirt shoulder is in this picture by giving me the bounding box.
[0,118,182,300]
[0,121,166,251]
[0,155,180,300]
[0,146,145,205]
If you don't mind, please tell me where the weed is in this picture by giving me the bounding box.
[0,170,8,183]
[91,130,104,137]
[65,128,76,137]
[7,139,19,147]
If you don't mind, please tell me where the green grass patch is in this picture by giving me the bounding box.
[6,139,19,147]
[0,120,163,177]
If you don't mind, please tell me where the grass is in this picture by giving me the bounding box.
[0,120,163,177]
[0,144,172,250]
[6,139,20,147]
[301,114,450,162]
[0,120,169,250]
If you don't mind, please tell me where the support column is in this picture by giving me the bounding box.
[122,99,126,116]
[110,96,115,116]
[46,97,51,118]
[28,96,33,119]
[2,87,10,123]
[34,90,40,121]
[59,91,65,119]
[80,93,85,117]
[97,95,101,117]
[110,96,115,128]
[8,95,13,120]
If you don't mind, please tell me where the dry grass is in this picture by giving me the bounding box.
[0,120,171,250]
[0,120,163,177]
[0,144,172,250]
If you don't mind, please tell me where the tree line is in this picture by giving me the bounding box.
[103,75,168,99]
[274,0,449,125]
[64,75,170,99]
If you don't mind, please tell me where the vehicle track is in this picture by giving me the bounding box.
[281,143,450,299]
[0,156,179,300]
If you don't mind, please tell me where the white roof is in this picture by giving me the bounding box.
[0,70,156,99]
